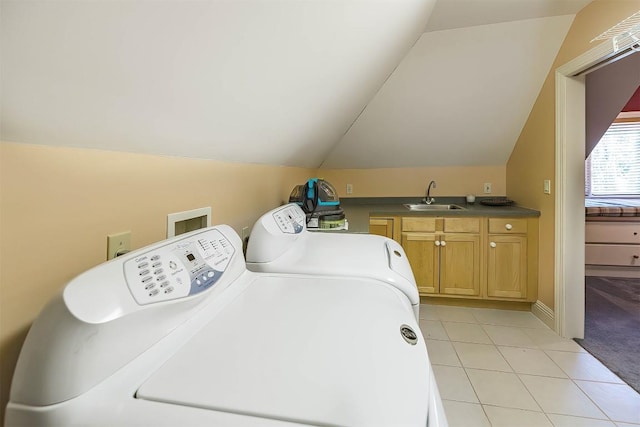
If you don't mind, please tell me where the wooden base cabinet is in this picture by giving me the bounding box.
[369,216,399,241]
[402,233,438,294]
[487,235,527,298]
[401,217,481,297]
[486,218,538,301]
[440,233,480,296]
[395,216,538,302]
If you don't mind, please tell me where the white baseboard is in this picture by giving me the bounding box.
[532,300,555,330]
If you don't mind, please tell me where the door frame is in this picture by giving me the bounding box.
[555,35,640,338]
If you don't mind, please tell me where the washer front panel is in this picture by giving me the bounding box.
[124,229,235,305]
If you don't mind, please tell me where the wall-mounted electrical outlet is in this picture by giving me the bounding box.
[107,231,131,260]
[483,183,492,194]
[544,179,551,194]
[346,183,353,195]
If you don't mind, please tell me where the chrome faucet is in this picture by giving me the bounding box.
[424,180,436,204]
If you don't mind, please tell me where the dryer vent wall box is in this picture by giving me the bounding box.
[167,207,212,238]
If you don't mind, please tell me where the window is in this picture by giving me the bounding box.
[586,116,640,197]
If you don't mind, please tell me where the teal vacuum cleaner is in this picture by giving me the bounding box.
[289,178,346,229]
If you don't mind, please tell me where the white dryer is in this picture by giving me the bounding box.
[5,225,447,427]
[246,203,421,318]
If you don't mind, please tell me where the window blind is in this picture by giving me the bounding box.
[586,120,640,196]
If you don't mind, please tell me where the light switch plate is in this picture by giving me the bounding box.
[544,179,551,194]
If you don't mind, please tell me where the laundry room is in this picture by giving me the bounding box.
[2,0,640,425]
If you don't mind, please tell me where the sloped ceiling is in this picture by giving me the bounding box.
[1,0,590,169]
[320,14,575,168]
[1,0,435,168]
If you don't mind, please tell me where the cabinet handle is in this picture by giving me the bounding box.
[505,224,513,230]
[634,255,639,259]
[441,241,447,247]
[435,241,441,246]
[490,242,497,248]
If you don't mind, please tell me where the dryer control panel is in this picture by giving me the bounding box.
[272,204,306,234]
[124,229,235,305]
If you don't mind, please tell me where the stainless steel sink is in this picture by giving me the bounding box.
[403,203,466,211]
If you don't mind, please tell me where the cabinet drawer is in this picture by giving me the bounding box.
[585,244,640,266]
[402,217,436,232]
[444,218,480,233]
[489,218,527,234]
[585,222,640,244]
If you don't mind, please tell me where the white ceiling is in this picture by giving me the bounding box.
[1,0,591,169]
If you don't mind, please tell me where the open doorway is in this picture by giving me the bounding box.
[581,78,640,392]
[555,34,640,340]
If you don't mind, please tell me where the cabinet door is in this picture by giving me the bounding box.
[401,233,439,294]
[369,218,394,239]
[439,234,480,296]
[487,235,527,299]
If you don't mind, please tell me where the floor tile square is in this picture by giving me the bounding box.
[466,369,540,411]
[499,346,567,378]
[519,375,607,419]
[442,321,493,344]
[419,304,439,320]
[546,413,617,426]
[545,350,625,384]
[482,324,539,348]
[471,308,548,329]
[522,329,587,352]
[419,320,449,340]
[483,405,553,427]
[441,400,491,427]
[426,339,461,367]
[453,342,512,372]
[432,365,478,403]
[575,381,640,424]
[434,305,478,323]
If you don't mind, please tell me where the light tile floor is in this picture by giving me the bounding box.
[420,304,640,427]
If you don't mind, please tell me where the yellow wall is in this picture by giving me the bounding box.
[506,0,640,309]
[0,141,313,419]
[320,166,507,200]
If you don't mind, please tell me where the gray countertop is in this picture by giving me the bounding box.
[339,197,540,234]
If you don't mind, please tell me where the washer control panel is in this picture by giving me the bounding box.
[272,205,305,234]
[124,229,235,305]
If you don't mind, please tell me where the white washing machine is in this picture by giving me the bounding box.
[5,225,447,427]
[246,203,421,318]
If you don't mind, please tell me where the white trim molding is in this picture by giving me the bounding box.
[532,300,555,330]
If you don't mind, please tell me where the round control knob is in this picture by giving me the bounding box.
[505,224,513,230]
[490,242,497,248]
